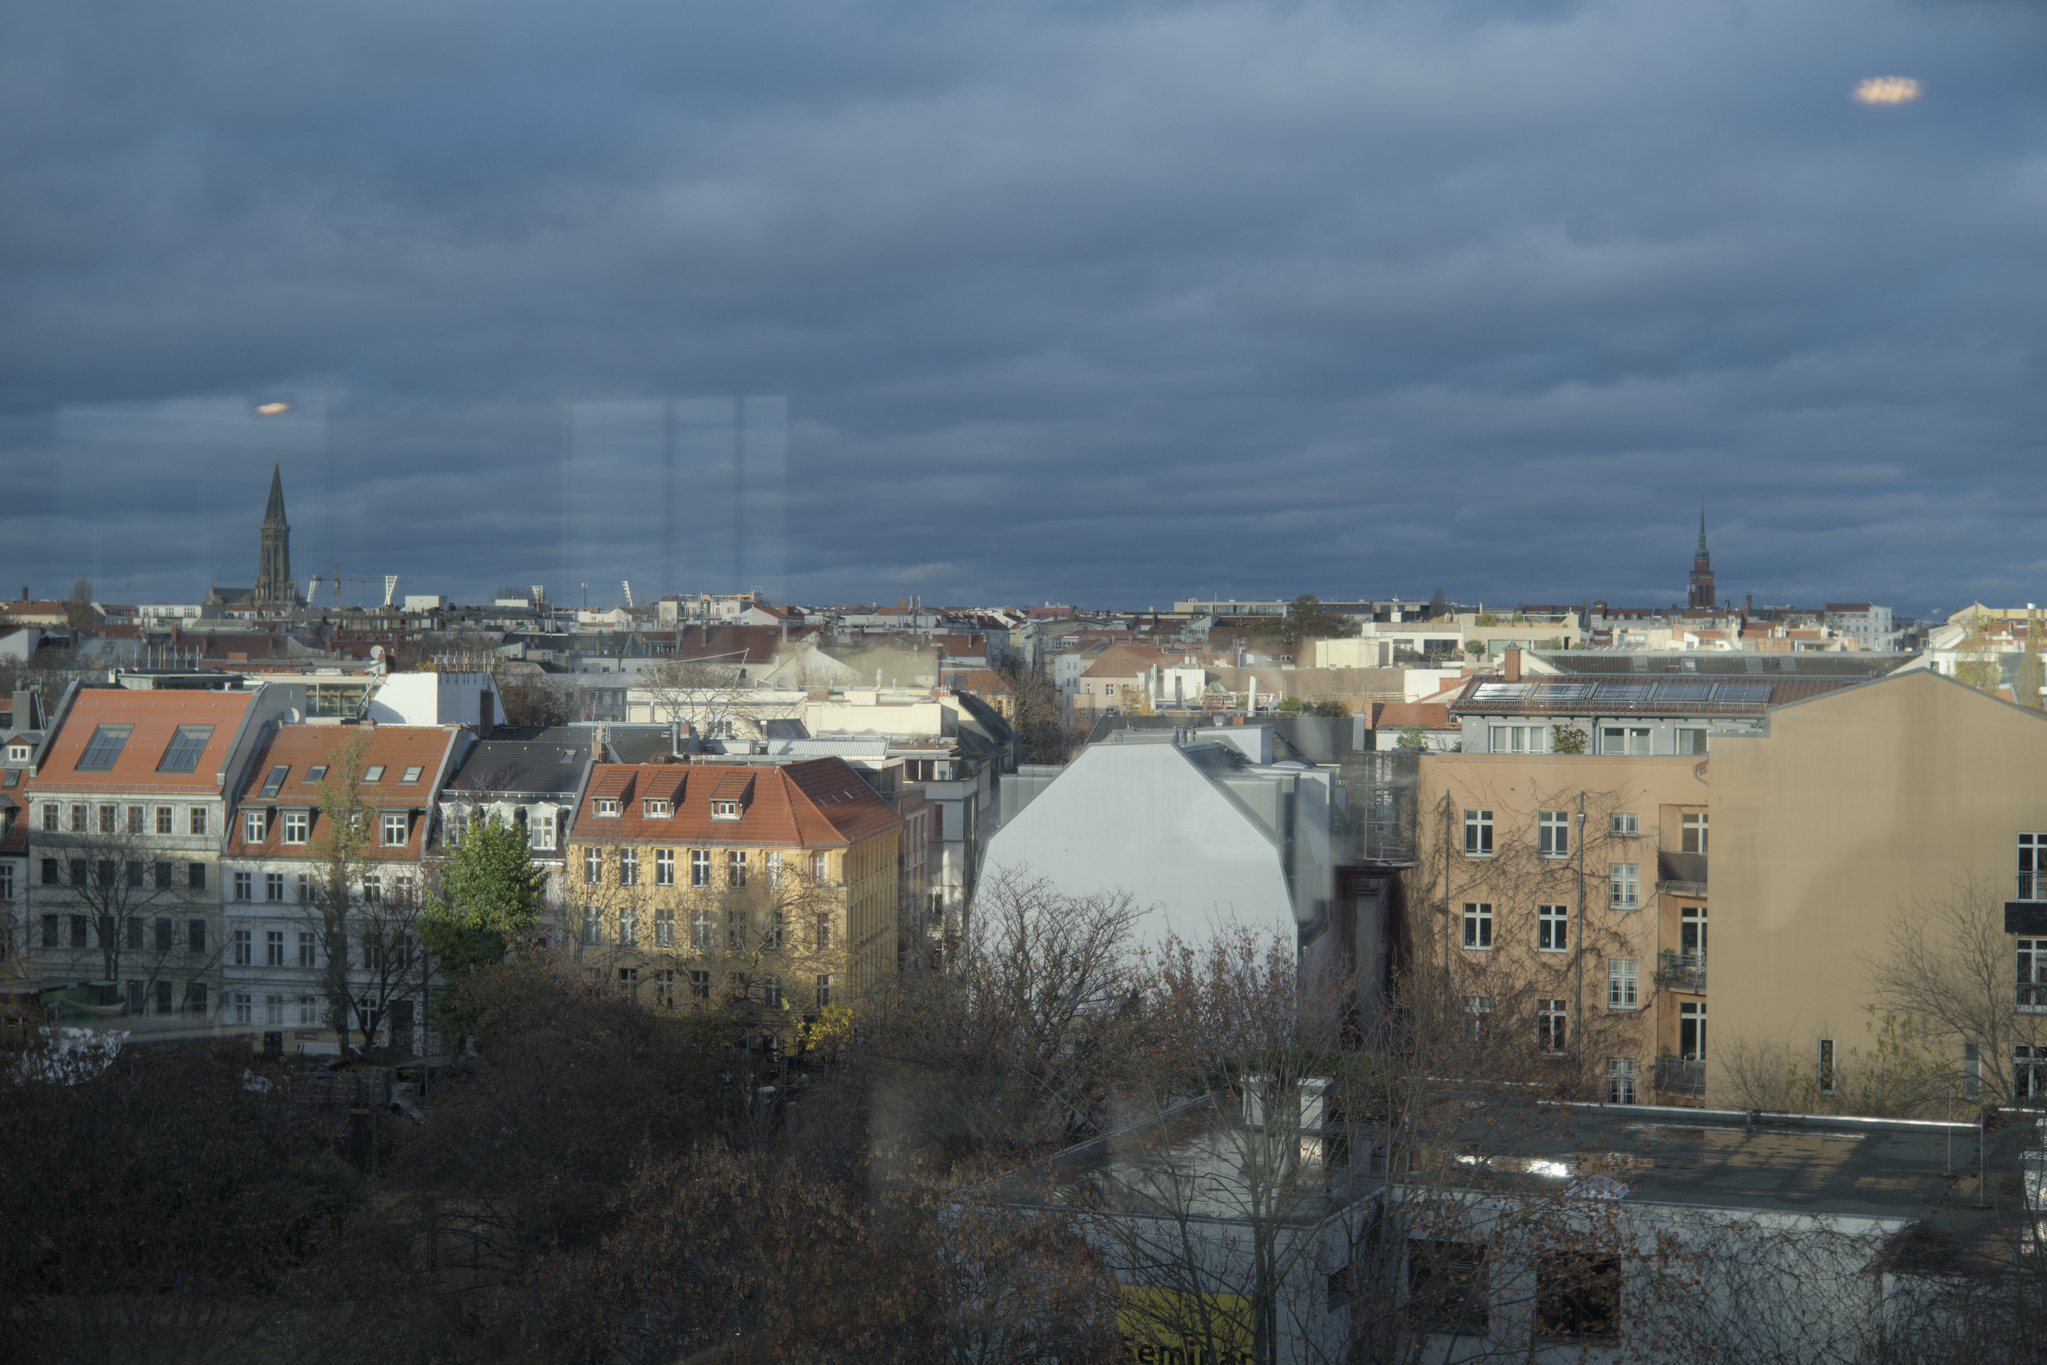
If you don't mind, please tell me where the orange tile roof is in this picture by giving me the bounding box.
[222,724,461,861]
[571,758,900,849]
[27,689,258,794]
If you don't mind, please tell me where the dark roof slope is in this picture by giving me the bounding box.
[444,740,590,797]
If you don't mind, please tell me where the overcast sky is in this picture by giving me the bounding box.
[2,0,2042,616]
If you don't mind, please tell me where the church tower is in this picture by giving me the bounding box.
[253,463,297,607]
[1687,508,1715,611]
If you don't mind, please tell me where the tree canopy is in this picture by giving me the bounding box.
[1253,593,1361,646]
[422,812,543,979]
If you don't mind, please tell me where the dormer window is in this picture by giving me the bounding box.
[644,799,673,817]
[595,799,621,817]
[711,800,741,820]
[7,744,26,762]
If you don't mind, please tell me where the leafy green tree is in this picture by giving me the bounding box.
[1552,724,1589,755]
[422,812,543,980]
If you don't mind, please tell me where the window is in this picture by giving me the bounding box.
[816,974,832,1009]
[40,858,57,886]
[584,847,602,884]
[767,851,783,888]
[595,799,621,817]
[1608,863,1639,910]
[2022,834,2047,900]
[363,765,385,783]
[69,859,86,887]
[187,862,207,891]
[762,978,783,1010]
[296,874,309,902]
[127,804,144,834]
[298,996,318,1026]
[1679,1001,1706,1060]
[259,764,290,798]
[1681,905,1707,957]
[283,811,308,843]
[1462,809,1493,856]
[306,765,327,783]
[691,906,711,951]
[154,861,172,889]
[815,913,833,952]
[40,914,56,948]
[70,803,85,832]
[156,805,173,833]
[190,807,207,835]
[1676,727,1707,756]
[155,980,173,1014]
[655,968,675,1008]
[1538,1252,1620,1337]
[2016,1045,2046,1103]
[1600,726,1650,756]
[711,800,741,820]
[41,803,56,832]
[727,909,745,950]
[764,909,783,950]
[446,809,468,848]
[1538,809,1569,858]
[76,723,134,771]
[2020,939,2047,1011]
[1488,724,1546,754]
[581,906,600,946]
[361,875,381,904]
[0,865,10,900]
[188,982,207,1016]
[400,765,423,784]
[728,851,748,888]
[1608,958,1638,1009]
[299,932,316,967]
[99,804,116,834]
[691,849,710,887]
[153,720,215,773]
[1461,902,1492,950]
[232,928,252,966]
[70,915,87,948]
[619,906,637,947]
[656,849,674,885]
[266,994,284,1026]
[1537,905,1568,952]
[1682,812,1708,855]
[234,992,253,1025]
[1609,812,1639,837]
[533,810,556,850]
[381,813,408,846]
[243,809,267,843]
[1818,1038,1837,1096]
[1538,999,1567,1055]
[265,929,284,966]
[655,905,674,947]
[154,917,173,952]
[644,798,672,817]
[1463,994,1491,1039]
[690,969,711,1001]
[619,848,638,886]
[266,872,284,902]
[812,852,829,882]
[127,981,143,1015]
[1408,1241,1487,1333]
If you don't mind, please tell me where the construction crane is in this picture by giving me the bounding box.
[309,563,408,608]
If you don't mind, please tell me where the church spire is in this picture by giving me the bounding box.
[263,462,289,528]
[1696,506,1708,562]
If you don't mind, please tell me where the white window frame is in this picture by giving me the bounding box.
[595,799,621,818]
[233,870,253,902]
[1675,727,1708,756]
[232,928,252,966]
[655,849,674,886]
[533,809,556,851]
[728,851,748,888]
[1607,958,1639,1010]
[2021,834,2047,902]
[1537,905,1569,953]
[243,809,267,842]
[282,811,309,844]
[2020,938,2047,1013]
[1609,812,1639,837]
[1463,809,1493,857]
[1538,999,1567,1055]
[1461,902,1493,950]
[380,813,408,846]
[691,849,711,887]
[1607,1057,1637,1105]
[1538,810,1569,858]
[1681,813,1708,856]
[1601,727,1651,756]
[1608,863,1640,910]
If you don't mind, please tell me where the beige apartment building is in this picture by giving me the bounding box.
[1411,752,1711,1106]
[1710,669,2047,1110]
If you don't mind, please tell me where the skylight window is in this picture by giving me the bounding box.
[156,724,214,773]
[75,724,134,771]
[364,765,386,783]
[259,764,291,798]
[307,764,328,782]
[400,765,423,784]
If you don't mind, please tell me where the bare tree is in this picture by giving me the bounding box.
[639,656,776,739]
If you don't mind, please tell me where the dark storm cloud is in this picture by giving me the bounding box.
[1,0,2043,614]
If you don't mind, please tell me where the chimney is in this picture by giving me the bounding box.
[592,726,606,761]
[1503,647,1521,682]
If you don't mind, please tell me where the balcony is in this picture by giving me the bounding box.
[1655,1056,1706,1098]
[1655,949,1705,992]
[1656,850,1707,899]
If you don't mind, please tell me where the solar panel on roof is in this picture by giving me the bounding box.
[1713,683,1772,704]
[1529,681,1595,699]
[1652,684,1715,702]
[1591,683,1655,702]
[1470,683,1532,701]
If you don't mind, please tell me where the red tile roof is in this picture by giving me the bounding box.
[571,758,900,849]
[26,689,258,794]
[222,724,461,861]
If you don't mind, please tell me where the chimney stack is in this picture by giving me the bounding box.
[1503,647,1522,682]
